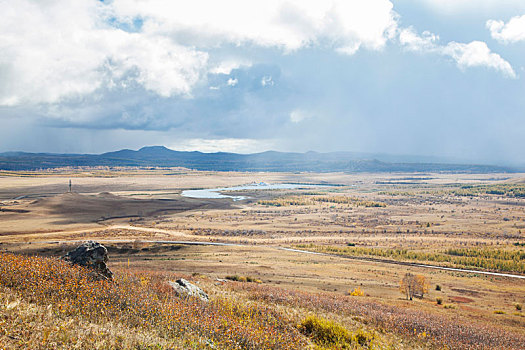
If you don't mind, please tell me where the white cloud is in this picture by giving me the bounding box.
[261,76,274,87]
[487,15,525,43]
[399,27,439,52]
[0,0,399,107]
[417,0,525,14]
[442,41,516,78]
[0,0,208,106]
[2,0,516,111]
[209,60,252,75]
[289,109,311,123]
[0,1,103,106]
[227,78,238,87]
[112,0,398,53]
[108,34,208,98]
[168,138,275,153]
[400,28,516,78]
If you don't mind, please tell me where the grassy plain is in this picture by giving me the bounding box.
[0,168,524,348]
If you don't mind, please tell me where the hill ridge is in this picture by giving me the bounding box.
[0,146,519,173]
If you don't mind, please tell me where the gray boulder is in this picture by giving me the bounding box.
[63,241,113,280]
[168,278,208,302]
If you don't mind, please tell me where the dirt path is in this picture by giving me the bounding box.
[108,225,194,238]
[18,228,525,280]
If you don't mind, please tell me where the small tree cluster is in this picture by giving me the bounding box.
[400,273,429,300]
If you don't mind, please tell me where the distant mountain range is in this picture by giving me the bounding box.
[0,146,519,173]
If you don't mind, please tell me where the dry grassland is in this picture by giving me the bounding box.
[0,168,524,348]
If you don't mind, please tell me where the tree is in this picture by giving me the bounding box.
[400,273,429,300]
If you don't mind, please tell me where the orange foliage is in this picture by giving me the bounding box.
[0,253,305,349]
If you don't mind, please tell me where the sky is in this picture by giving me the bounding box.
[1,0,525,165]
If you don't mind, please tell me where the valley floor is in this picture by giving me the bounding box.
[0,168,524,349]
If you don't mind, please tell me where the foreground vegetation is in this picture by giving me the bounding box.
[0,253,305,349]
[297,244,525,274]
[231,283,525,349]
[1,252,523,349]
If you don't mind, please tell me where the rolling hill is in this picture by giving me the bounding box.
[0,146,518,173]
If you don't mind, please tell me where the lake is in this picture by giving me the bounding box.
[181,183,324,201]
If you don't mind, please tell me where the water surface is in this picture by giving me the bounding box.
[181,183,323,201]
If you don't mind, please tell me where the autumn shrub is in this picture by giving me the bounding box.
[230,283,525,350]
[226,275,262,283]
[298,315,375,349]
[352,329,376,348]
[298,315,352,347]
[349,287,364,296]
[0,253,305,349]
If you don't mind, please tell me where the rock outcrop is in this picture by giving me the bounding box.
[168,279,209,302]
[63,241,113,280]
